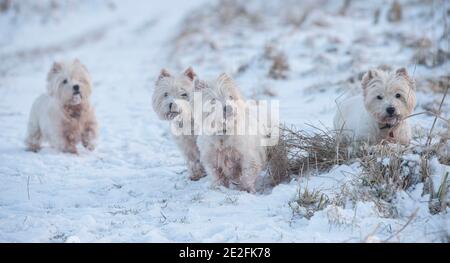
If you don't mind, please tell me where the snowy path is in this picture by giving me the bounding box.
[0,0,448,242]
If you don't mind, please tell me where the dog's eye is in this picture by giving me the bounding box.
[377,95,383,100]
[395,93,401,98]
[62,79,68,84]
[164,92,168,97]
[181,93,188,97]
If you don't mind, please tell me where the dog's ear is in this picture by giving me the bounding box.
[183,66,196,82]
[396,67,415,90]
[395,67,411,80]
[47,62,63,96]
[395,67,408,76]
[73,58,85,69]
[73,58,90,74]
[157,69,171,82]
[194,78,207,91]
[50,62,63,74]
[217,73,235,90]
[217,73,244,100]
[361,69,378,90]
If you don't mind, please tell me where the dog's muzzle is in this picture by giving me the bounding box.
[71,93,82,105]
[166,111,180,120]
[382,115,400,125]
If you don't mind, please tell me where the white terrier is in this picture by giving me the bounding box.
[152,67,206,181]
[195,74,266,193]
[334,68,416,145]
[25,59,98,154]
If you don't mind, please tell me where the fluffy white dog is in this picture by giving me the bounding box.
[25,59,98,153]
[195,73,266,193]
[334,68,416,145]
[152,67,206,181]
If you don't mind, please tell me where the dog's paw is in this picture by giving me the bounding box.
[26,144,41,152]
[244,186,256,194]
[83,142,96,151]
[189,172,206,181]
[63,146,78,154]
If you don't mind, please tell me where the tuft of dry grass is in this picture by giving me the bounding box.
[414,48,450,68]
[264,45,290,80]
[268,53,290,80]
[437,122,450,165]
[359,145,421,201]
[269,124,367,177]
[266,136,290,185]
[422,75,450,94]
[289,185,329,219]
[387,1,402,22]
[269,121,448,217]
[328,144,425,218]
[216,0,262,27]
[429,171,448,214]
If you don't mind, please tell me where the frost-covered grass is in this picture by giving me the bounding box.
[0,0,449,242]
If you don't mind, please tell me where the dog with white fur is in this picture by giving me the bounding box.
[152,67,206,181]
[25,59,98,154]
[195,73,266,193]
[334,67,416,145]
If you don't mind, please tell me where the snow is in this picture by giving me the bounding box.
[0,0,449,242]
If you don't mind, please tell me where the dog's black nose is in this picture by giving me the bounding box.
[386,106,396,115]
[169,102,173,110]
[73,85,80,92]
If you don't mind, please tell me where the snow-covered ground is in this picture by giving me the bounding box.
[0,0,449,242]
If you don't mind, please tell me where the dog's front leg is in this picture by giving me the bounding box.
[176,135,206,181]
[239,159,259,193]
[188,159,207,181]
[62,132,78,154]
[59,119,78,154]
[188,145,207,181]
[201,148,228,188]
[81,119,98,151]
[204,161,228,187]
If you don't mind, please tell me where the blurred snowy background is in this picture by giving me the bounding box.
[0,0,449,242]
